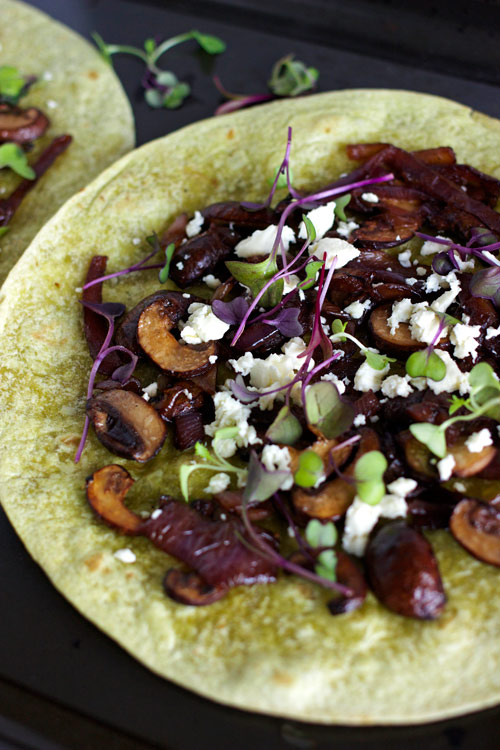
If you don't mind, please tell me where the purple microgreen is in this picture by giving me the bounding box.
[215,93,273,116]
[432,250,457,275]
[265,405,303,445]
[470,266,500,307]
[304,381,354,439]
[354,450,387,505]
[226,255,282,309]
[273,492,315,563]
[111,359,138,384]
[416,231,500,268]
[405,349,446,381]
[333,193,351,221]
[262,306,303,337]
[158,242,175,283]
[80,300,126,320]
[212,297,250,325]
[243,451,292,504]
[294,450,324,488]
[268,54,318,97]
[265,126,301,206]
[467,227,499,247]
[82,243,162,291]
[229,375,260,403]
[364,350,395,371]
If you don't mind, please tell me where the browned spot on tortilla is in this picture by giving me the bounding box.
[126,572,135,579]
[296,582,316,599]
[59,433,81,447]
[324,126,331,133]
[88,71,99,80]
[84,552,104,571]
[226,128,234,139]
[272,669,294,686]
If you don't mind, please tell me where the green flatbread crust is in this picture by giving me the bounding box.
[0,90,499,725]
[0,0,135,286]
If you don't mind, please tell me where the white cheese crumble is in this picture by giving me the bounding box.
[260,445,293,490]
[381,374,414,398]
[202,274,222,289]
[151,508,163,519]
[205,392,261,457]
[353,360,390,393]
[234,224,295,258]
[409,305,446,344]
[113,548,136,563]
[361,192,379,203]
[186,210,204,238]
[142,382,158,401]
[46,99,58,109]
[298,201,336,240]
[398,249,412,268]
[437,454,456,481]
[204,472,231,494]
[420,236,451,256]
[405,277,418,286]
[388,298,414,335]
[176,261,184,270]
[180,302,230,344]
[425,350,470,395]
[132,237,141,246]
[336,220,359,238]
[465,429,493,453]
[353,414,366,427]
[416,266,427,276]
[342,483,411,556]
[344,298,372,319]
[208,355,218,364]
[318,371,346,395]
[486,326,500,340]
[450,322,481,360]
[308,237,360,269]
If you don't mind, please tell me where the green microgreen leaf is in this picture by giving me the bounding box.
[267,165,291,189]
[300,260,323,291]
[0,143,35,179]
[268,54,318,97]
[158,242,175,283]
[354,450,387,505]
[448,395,470,415]
[180,439,247,501]
[243,451,290,503]
[265,405,303,445]
[0,226,9,238]
[194,442,213,462]
[334,193,351,222]
[406,349,446,381]
[302,214,316,243]
[364,350,395,371]
[409,423,447,459]
[315,549,337,581]
[144,88,164,108]
[91,32,114,65]
[144,38,157,54]
[294,450,324,488]
[191,30,226,54]
[212,426,239,460]
[226,255,282,308]
[305,518,337,549]
[163,81,191,109]
[0,66,27,101]
[155,70,179,87]
[331,318,348,341]
[304,381,354,439]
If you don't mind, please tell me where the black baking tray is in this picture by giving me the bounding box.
[1,1,500,747]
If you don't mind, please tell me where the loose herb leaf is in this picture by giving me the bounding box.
[163,81,190,109]
[365,350,395,371]
[305,518,337,548]
[0,226,9,238]
[266,405,303,445]
[331,318,348,341]
[212,297,250,325]
[304,381,354,439]
[334,193,351,222]
[191,30,226,54]
[195,442,213,462]
[354,450,387,505]
[470,266,500,307]
[315,549,337,582]
[263,306,303,337]
[409,422,447,459]
[268,54,318,97]
[300,260,323,290]
[243,451,291,503]
[448,395,470,415]
[226,255,283,308]
[406,349,446,381]
[294,450,324,488]
[0,66,27,102]
[302,214,316,243]
[0,143,35,179]
[158,242,175,283]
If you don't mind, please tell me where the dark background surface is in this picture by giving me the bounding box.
[2,0,500,747]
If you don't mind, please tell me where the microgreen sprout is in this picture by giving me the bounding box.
[93,30,225,110]
[0,66,34,103]
[82,235,163,291]
[330,319,395,371]
[305,519,338,581]
[265,405,303,445]
[333,193,351,222]
[0,143,35,179]
[180,428,248,500]
[294,450,324,488]
[158,242,175,283]
[409,362,500,459]
[304,381,354,440]
[243,451,292,503]
[417,231,500,273]
[354,450,387,505]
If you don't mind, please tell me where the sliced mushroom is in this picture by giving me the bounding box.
[137,296,217,377]
[116,291,192,355]
[400,433,436,478]
[87,389,167,462]
[173,410,205,451]
[369,304,426,355]
[86,464,142,534]
[450,499,500,566]
[449,439,496,478]
[366,520,446,619]
[155,381,204,420]
[287,438,351,477]
[327,552,367,615]
[0,103,49,144]
[170,226,237,288]
[163,568,227,605]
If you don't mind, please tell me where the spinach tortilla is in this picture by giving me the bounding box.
[0,90,499,724]
[0,0,134,288]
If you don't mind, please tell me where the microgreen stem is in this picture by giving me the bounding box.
[416,232,500,266]
[441,396,500,432]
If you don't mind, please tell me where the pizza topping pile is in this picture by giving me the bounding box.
[81,133,500,619]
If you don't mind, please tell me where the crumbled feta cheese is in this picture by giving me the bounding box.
[336,220,359,238]
[353,414,366,427]
[420,236,451,256]
[260,445,293,490]
[180,302,230,344]
[454,254,475,272]
[482,250,500,266]
[208,355,218,364]
[353,360,390,392]
[465,428,493,453]
[450,323,481,360]
[344,298,372,319]
[132,237,141,245]
[204,473,231,494]
[416,266,427,276]
[398,249,412,268]
[42,71,53,81]
[202,274,221,289]
[409,305,446,344]
[405,277,418,286]
[381,374,414,398]
[308,237,360,269]
[454,482,467,493]
[361,192,379,203]
[425,350,470,395]
[151,509,163,519]
[205,392,261,457]
[430,271,461,313]
[387,477,417,497]
[46,99,58,109]
[437,454,456,481]
[142,382,158,400]
[486,326,500,340]
[186,210,204,238]
[342,492,407,556]
[388,298,414,335]
[318,372,346,394]
[425,273,444,294]
[229,350,255,376]
[283,274,303,298]
[114,548,136,563]
[298,201,336,240]
[235,224,295,258]
[176,261,184,270]
[182,293,191,298]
